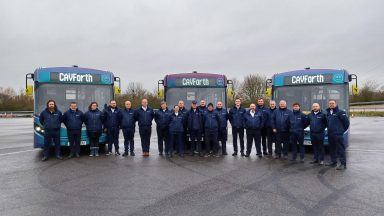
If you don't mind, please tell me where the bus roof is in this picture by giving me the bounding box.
[34,66,114,85]
[164,72,227,87]
[272,68,350,87]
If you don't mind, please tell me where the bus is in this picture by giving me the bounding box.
[25,66,121,148]
[157,71,233,108]
[266,68,358,147]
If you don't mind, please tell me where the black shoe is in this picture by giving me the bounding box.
[222,152,228,156]
[241,152,246,157]
[115,152,120,156]
[232,152,237,156]
[56,156,63,160]
[325,162,337,167]
[258,154,263,158]
[68,154,75,159]
[75,153,80,158]
[42,156,48,161]
[130,152,135,156]
[199,153,204,157]
[122,152,129,157]
[274,155,281,159]
[310,160,319,164]
[159,152,163,156]
[263,152,268,156]
[245,154,250,157]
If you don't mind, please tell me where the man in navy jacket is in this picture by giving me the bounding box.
[63,102,84,158]
[307,103,327,165]
[271,100,293,159]
[40,100,63,161]
[168,105,186,157]
[121,100,136,156]
[216,101,229,155]
[186,101,204,156]
[135,99,154,156]
[244,103,265,157]
[266,100,277,157]
[290,102,308,162]
[155,101,171,156]
[229,98,246,156]
[203,103,220,157]
[257,98,269,156]
[104,100,122,156]
[326,100,350,170]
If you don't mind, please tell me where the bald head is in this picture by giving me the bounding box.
[312,103,320,112]
[279,100,287,109]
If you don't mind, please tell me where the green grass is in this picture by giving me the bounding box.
[350,111,384,117]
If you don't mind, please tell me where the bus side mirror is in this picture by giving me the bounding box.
[25,85,33,96]
[265,87,272,97]
[157,89,164,98]
[114,86,121,95]
[352,84,359,96]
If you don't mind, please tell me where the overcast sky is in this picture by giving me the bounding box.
[1,0,383,91]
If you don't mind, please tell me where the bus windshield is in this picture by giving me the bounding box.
[273,84,348,113]
[166,87,226,108]
[35,83,113,114]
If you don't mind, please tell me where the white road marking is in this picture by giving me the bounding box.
[0,149,39,156]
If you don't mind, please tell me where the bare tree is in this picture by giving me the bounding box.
[241,74,266,104]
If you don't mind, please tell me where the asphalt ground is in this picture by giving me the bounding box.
[0,117,383,216]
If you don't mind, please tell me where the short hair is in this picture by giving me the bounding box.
[160,101,166,105]
[235,98,241,102]
[174,105,179,108]
[110,99,116,103]
[257,98,264,101]
[329,99,337,103]
[70,101,77,105]
[88,102,98,110]
[292,102,300,107]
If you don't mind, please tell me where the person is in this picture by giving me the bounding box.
[271,100,293,159]
[326,99,350,170]
[178,100,188,153]
[257,98,269,156]
[244,103,264,158]
[229,98,246,156]
[84,102,104,157]
[104,100,122,156]
[266,100,277,157]
[186,100,204,156]
[203,103,220,157]
[155,101,171,156]
[199,100,208,115]
[215,101,229,155]
[307,103,327,165]
[121,101,136,156]
[40,99,63,161]
[63,102,84,158]
[168,105,186,157]
[290,102,308,162]
[135,99,154,156]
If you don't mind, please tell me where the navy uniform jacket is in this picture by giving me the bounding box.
[228,106,246,129]
[40,108,63,130]
[186,108,204,131]
[215,108,229,129]
[179,107,188,115]
[326,106,350,136]
[307,110,327,134]
[257,105,269,128]
[244,110,264,130]
[63,108,83,130]
[120,108,136,130]
[135,106,154,127]
[168,112,186,133]
[271,108,293,133]
[290,110,308,133]
[103,107,122,130]
[155,108,172,129]
[203,110,220,131]
[265,108,276,128]
[83,108,104,132]
[198,106,208,115]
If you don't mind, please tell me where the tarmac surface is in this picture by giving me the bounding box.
[0,117,384,216]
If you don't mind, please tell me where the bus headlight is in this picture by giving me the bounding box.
[35,125,44,134]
